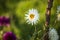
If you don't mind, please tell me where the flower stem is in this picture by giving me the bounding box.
[32,24,37,40]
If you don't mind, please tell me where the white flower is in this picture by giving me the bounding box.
[49,28,59,40]
[25,9,39,25]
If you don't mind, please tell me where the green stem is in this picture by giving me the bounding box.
[33,25,37,40]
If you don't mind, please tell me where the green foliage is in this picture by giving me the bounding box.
[0,0,60,40]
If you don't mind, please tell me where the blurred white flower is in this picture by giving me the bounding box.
[49,28,59,40]
[25,9,39,25]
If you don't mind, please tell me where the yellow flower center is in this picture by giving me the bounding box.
[30,14,35,19]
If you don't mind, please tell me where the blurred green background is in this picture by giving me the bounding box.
[0,0,60,40]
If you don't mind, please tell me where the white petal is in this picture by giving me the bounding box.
[31,22,33,25]
[25,14,28,17]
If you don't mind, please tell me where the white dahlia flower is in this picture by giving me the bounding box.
[25,9,39,25]
[49,28,59,40]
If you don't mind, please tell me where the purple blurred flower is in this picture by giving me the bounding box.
[3,32,16,40]
[3,16,10,26]
[0,16,10,26]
